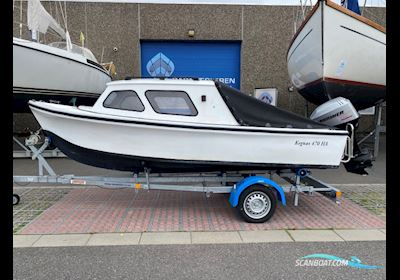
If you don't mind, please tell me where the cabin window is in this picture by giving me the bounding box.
[145,91,198,116]
[103,90,144,112]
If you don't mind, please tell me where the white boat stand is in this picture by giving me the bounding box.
[13,137,342,223]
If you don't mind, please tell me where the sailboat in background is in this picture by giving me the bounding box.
[13,0,112,113]
[287,0,386,111]
[287,0,386,175]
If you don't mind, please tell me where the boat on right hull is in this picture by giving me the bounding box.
[287,0,386,111]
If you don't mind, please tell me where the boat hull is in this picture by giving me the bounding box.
[298,78,386,111]
[287,0,386,111]
[30,101,348,173]
[13,38,111,113]
[45,130,340,173]
[13,90,98,113]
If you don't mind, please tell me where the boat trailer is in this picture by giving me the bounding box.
[13,135,343,223]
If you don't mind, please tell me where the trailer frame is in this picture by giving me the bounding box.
[13,136,343,222]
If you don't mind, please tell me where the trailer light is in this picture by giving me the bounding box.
[336,191,342,198]
[70,179,87,185]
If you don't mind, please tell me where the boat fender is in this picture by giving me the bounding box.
[228,176,286,207]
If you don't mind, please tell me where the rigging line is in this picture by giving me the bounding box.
[101,47,105,64]
[13,20,26,26]
[300,0,305,20]
[292,5,296,34]
[49,1,53,24]
[19,0,22,38]
[361,8,385,25]
[13,23,58,42]
[296,6,302,32]
[361,0,367,16]
[52,2,60,29]
[84,2,88,47]
[64,1,68,31]
[45,29,64,39]
[58,1,68,31]
[12,4,23,11]
[14,20,88,39]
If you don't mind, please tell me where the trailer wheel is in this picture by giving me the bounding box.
[13,194,20,206]
[237,184,277,223]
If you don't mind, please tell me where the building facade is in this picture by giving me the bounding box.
[13,0,386,132]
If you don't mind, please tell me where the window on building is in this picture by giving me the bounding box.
[145,91,198,116]
[103,90,145,112]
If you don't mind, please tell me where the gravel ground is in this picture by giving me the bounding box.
[337,184,386,218]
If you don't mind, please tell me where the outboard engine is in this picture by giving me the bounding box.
[310,97,373,175]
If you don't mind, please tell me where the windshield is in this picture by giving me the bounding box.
[48,42,98,62]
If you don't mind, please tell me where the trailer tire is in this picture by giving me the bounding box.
[13,194,20,206]
[237,184,277,223]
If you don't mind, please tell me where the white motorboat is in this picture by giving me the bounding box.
[287,0,386,111]
[29,78,350,173]
[13,0,111,113]
[13,38,111,112]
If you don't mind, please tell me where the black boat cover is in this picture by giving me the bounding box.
[215,82,331,129]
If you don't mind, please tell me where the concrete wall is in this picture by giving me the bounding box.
[13,1,386,133]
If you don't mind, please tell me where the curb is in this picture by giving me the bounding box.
[13,229,386,248]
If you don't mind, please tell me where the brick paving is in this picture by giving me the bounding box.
[17,187,385,235]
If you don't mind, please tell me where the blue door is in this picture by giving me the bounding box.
[141,41,241,89]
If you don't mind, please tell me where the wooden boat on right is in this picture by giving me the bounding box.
[287,0,386,111]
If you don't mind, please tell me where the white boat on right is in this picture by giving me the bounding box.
[287,0,386,111]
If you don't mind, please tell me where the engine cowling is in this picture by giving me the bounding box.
[310,97,359,128]
[310,97,373,175]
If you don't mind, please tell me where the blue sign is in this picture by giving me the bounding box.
[146,52,175,77]
[141,41,241,89]
[259,92,273,104]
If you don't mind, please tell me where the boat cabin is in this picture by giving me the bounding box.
[84,78,329,129]
[48,42,99,63]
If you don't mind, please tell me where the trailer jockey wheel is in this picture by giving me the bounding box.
[237,184,277,223]
[13,194,20,206]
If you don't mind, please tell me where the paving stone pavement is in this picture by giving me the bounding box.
[14,186,385,235]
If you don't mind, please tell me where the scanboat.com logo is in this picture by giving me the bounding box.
[296,254,383,269]
[146,52,175,77]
